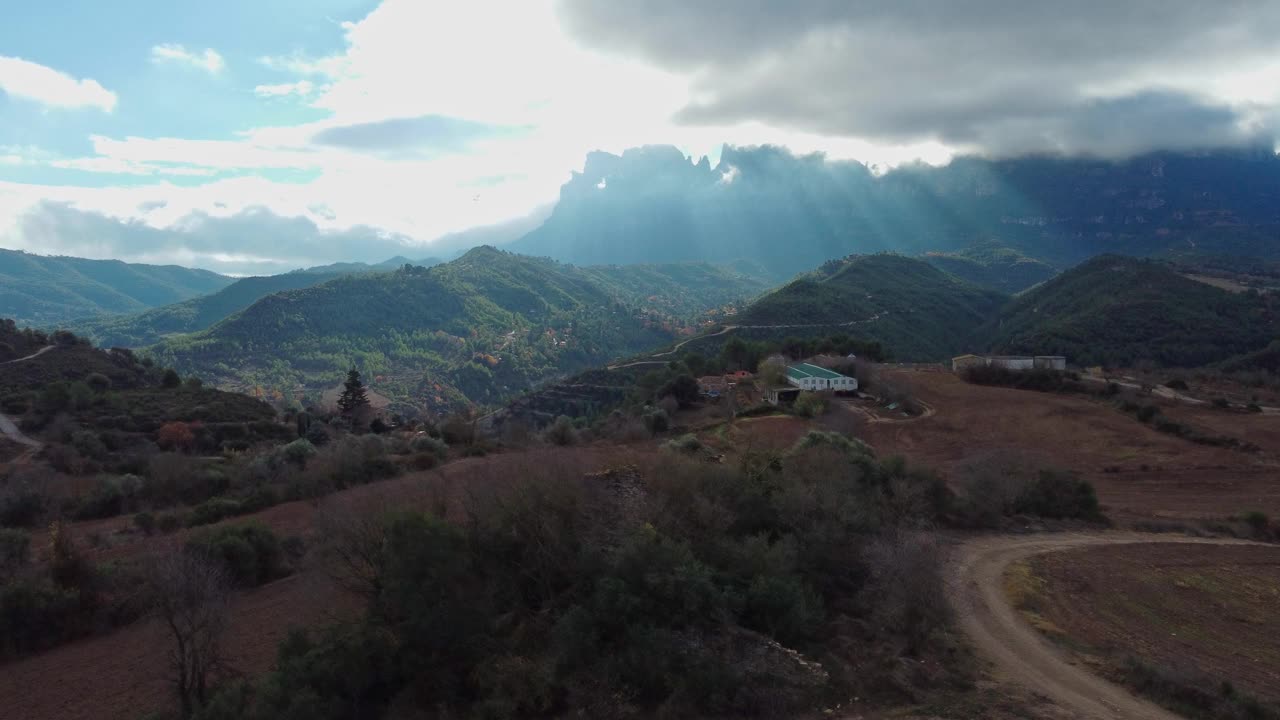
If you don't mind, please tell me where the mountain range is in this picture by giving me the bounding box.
[511,145,1280,275]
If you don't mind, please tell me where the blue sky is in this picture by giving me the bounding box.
[1,1,1277,275]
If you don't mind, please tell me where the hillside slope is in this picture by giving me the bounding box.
[984,255,1280,367]
[922,241,1057,294]
[71,271,350,348]
[152,248,757,413]
[738,254,1008,360]
[0,249,232,326]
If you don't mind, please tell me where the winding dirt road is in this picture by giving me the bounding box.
[953,532,1266,720]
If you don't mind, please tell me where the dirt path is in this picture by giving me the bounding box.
[952,532,1265,720]
[0,345,53,462]
[1,344,55,365]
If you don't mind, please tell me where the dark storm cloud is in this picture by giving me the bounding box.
[312,114,526,153]
[14,202,416,275]
[557,0,1280,156]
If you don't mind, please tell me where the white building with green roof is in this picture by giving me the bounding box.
[785,363,858,392]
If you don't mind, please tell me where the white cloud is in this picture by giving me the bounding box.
[254,80,316,98]
[0,55,117,111]
[150,44,225,74]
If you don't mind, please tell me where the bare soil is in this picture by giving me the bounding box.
[1021,541,1280,703]
[954,532,1267,720]
[859,371,1280,523]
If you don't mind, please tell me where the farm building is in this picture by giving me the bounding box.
[765,386,801,406]
[697,375,729,395]
[785,363,858,392]
[1034,356,1067,370]
[951,354,1068,372]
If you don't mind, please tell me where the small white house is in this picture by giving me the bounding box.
[785,363,858,392]
[988,356,1035,371]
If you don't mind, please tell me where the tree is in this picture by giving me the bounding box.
[337,367,371,417]
[162,369,183,389]
[150,550,231,719]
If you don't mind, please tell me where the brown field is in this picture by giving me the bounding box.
[1016,542,1280,704]
[856,371,1280,523]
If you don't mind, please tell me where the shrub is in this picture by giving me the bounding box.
[85,373,112,393]
[793,392,827,418]
[791,430,871,456]
[156,512,183,534]
[1135,404,1160,423]
[161,369,182,389]
[1164,378,1189,391]
[410,434,448,458]
[74,477,126,520]
[642,408,669,434]
[0,485,47,527]
[186,523,286,587]
[280,438,317,466]
[187,498,245,527]
[1242,511,1271,538]
[1014,470,1101,520]
[0,528,30,581]
[544,415,577,446]
[664,433,704,454]
[1246,402,1263,413]
[134,511,157,536]
[0,580,81,656]
[1212,397,1231,409]
[304,421,330,446]
[157,422,196,452]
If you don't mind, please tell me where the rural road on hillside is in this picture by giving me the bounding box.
[607,312,888,370]
[0,345,53,458]
[1,344,54,365]
[953,532,1267,720]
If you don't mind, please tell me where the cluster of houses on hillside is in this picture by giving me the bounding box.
[950,354,1067,372]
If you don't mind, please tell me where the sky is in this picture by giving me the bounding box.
[1,0,1278,275]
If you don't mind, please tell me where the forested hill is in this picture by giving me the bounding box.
[0,248,232,326]
[737,253,1008,360]
[151,247,762,414]
[510,144,1280,275]
[71,270,349,348]
[921,240,1056,294]
[983,255,1280,367]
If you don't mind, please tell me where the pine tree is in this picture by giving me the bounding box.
[337,367,370,416]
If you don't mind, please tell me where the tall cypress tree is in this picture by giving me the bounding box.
[337,367,370,416]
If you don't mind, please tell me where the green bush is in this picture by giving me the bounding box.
[186,523,286,587]
[663,433,704,454]
[1013,470,1101,520]
[186,497,245,527]
[793,392,827,418]
[0,485,46,527]
[410,434,448,458]
[280,438,317,465]
[133,511,157,536]
[0,580,81,656]
[73,477,126,520]
[0,528,30,580]
[544,415,577,446]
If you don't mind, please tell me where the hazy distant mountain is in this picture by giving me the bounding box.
[511,145,1280,275]
[430,204,555,257]
[300,256,442,275]
[151,247,764,413]
[982,255,1280,367]
[0,248,233,327]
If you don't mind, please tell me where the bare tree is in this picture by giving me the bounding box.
[149,551,231,719]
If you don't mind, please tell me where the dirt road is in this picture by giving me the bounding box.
[952,532,1264,720]
[1,345,54,365]
[0,345,52,460]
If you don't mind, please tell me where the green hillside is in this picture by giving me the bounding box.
[984,255,1280,367]
[151,248,756,414]
[71,270,350,348]
[738,254,1009,360]
[922,240,1056,294]
[0,248,232,326]
[575,262,769,321]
